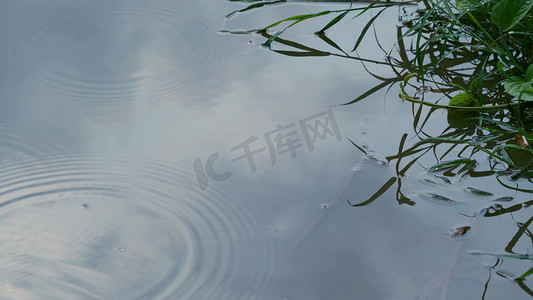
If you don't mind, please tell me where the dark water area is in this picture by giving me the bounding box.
[0,0,531,299]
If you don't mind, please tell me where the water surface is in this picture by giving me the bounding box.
[0,0,531,299]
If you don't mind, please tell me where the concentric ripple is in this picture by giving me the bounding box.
[6,0,230,110]
[0,121,79,162]
[0,155,278,299]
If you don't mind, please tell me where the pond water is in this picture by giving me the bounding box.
[0,0,532,299]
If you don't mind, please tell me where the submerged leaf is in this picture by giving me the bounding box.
[426,193,455,203]
[427,159,474,172]
[457,159,477,177]
[465,187,493,196]
[493,196,514,202]
[469,251,533,260]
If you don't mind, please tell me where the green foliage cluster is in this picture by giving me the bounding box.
[225,0,533,169]
[226,0,533,107]
[404,0,533,105]
[224,0,533,287]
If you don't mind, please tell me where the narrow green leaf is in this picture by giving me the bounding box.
[316,32,348,55]
[317,10,349,34]
[264,11,331,30]
[518,267,533,280]
[348,177,397,207]
[226,0,286,19]
[499,148,514,166]
[455,159,476,177]
[272,50,330,57]
[351,8,385,52]
[526,64,533,81]
[520,170,533,178]
[427,159,473,172]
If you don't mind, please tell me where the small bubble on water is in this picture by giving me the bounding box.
[379,161,389,166]
[352,165,362,172]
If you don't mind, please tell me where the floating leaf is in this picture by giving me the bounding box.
[449,92,474,107]
[449,226,471,237]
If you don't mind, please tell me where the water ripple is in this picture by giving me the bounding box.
[0,121,79,162]
[0,155,278,299]
[7,0,229,111]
